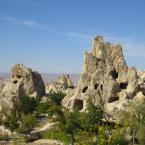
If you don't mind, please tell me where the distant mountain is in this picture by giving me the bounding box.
[42,73,79,85]
[0,73,79,84]
[0,73,10,80]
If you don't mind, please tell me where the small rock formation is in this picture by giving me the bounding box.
[45,74,74,94]
[11,64,45,98]
[0,64,45,121]
[62,36,145,122]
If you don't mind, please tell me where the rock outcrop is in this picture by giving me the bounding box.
[0,64,45,121]
[62,36,145,122]
[45,74,74,94]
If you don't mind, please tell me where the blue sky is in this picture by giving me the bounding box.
[0,0,145,73]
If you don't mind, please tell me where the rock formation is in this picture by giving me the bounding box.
[0,64,45,121]
[45,74,74,94]
[62,36,145,122]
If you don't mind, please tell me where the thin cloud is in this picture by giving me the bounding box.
[0,15,52,31]
[19,20,37,27]
[66,32,92,40]
[1,15,145,58]
[124,44,145,58]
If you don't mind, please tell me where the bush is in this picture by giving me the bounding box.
[49,92,66,106]
[42,128,71,144]
[55,101,104,145]
[78,101,103,133]
[36,102,50,115]
[136,124,145,145]
[3,110,19,134]
[57,110,80,145]
[95,126,110,145]
[120,101,145,144]
[17,96,38,114]
[109,125,127,145]
[18,114,37,141]
[74,129,94,145]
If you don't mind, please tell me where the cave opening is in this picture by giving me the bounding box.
[100,84,103,91]
[73,99,83,111]
[94,84,99,90]
[108,96,119,103]
[111,70,118,79]
[120,82,128,89]
[13,80,18,84]
[82,86,88,93]
[17,75,22,79]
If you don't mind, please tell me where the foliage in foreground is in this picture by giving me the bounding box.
[120,101,145,145]
[43,128,71,145]
[3,92,145,145]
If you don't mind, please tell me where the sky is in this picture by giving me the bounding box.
[0,0,145,74]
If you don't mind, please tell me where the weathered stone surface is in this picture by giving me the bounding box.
[45,74,74,94]
[138,71,145,95]
[0,64,45,121]
[11,64,45,98]
[62,36,141,122]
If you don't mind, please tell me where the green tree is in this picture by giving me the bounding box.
[18,114,37,142]
[3,110,19,139]
[56,108,80,145]
[79,101,103,133]
[49,92,66,106]
[17,96,38,114]
[120,101,145,145]
[36,102,50,115]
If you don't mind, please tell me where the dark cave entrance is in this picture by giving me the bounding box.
[120,82,128,89]
[82,86,88,93]
[73,99,83,111]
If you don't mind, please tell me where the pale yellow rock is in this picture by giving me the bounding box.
[62,36,140,122]
[0,64,45,121]
[133,91,145,103]
[45,74,74,94]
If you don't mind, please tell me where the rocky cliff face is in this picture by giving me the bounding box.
[0,64,45,121]
[45,74,74,94]
[62,36,144,122]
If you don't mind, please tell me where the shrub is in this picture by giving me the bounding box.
[136,124,145,145]
[74,129,94,145]
[49,92,66,106]
[36,102,50,115]
[109,125,127,145]
[120,101,145,144]
[3,110,19,135]
[18,114,37,142]
[95,126,110,145]
[42,128,71,145]
[78,101,103,133]
[58,110,80,145]
[17,96,38,114]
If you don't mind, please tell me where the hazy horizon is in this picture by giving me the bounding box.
[0,0,145,73]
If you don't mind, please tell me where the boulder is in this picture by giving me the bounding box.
[0,64,45,121]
